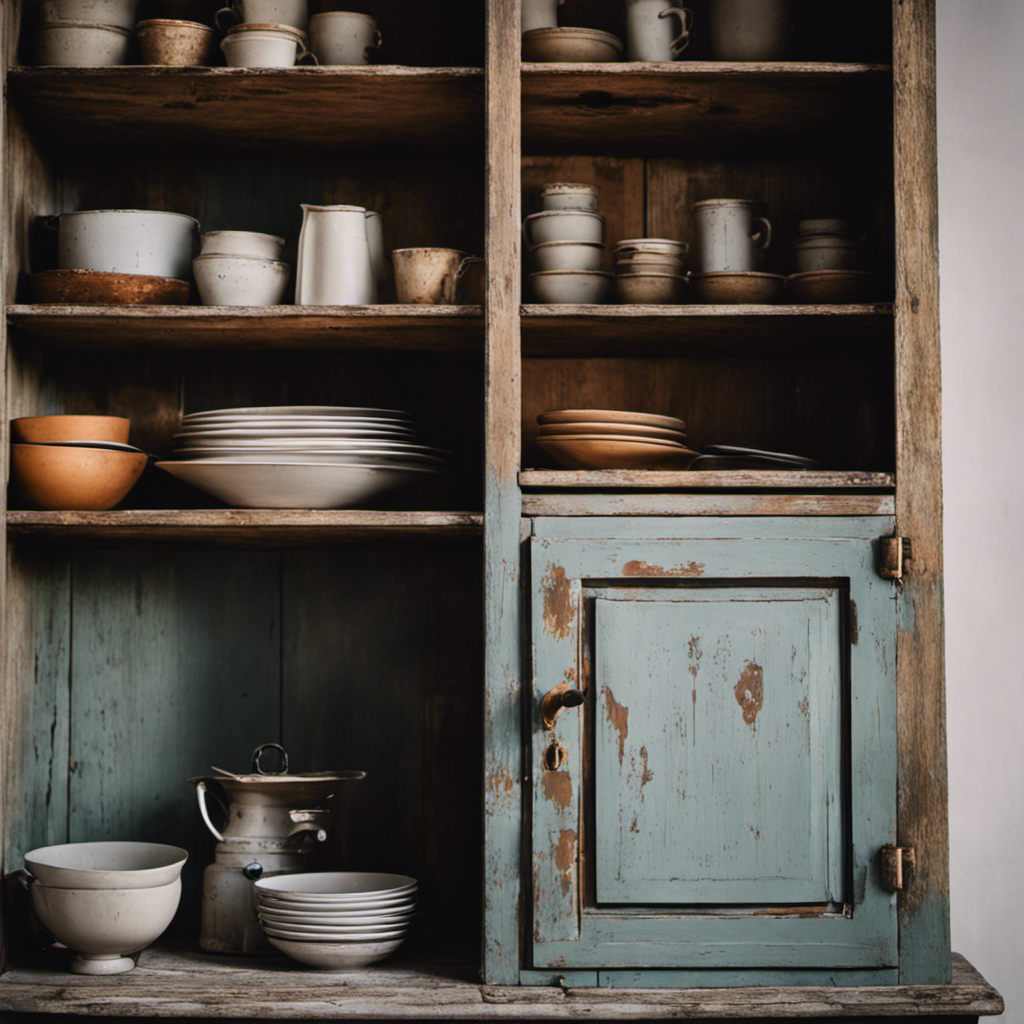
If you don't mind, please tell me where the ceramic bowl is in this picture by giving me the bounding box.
[787,270,878,304]
[11,415,130,444]
[530,270,611,304]
[31,879,181,975]
[691,271,785,304]
[537,435,699,470]
[614,272,689,305]
[258,893,417,913]
[11,445,147,511]
[798,218,857,238]
[193,254,290,306]
[25,841,188,889]
[614,253,686,274]
[523,209,604,248]
[136,19,215,65]
[34,20,132,65]
[216,0,308,31]
[537,421,687,442]
[522,26,623,62]
[36,0,139,28]
[530,241,605,272]
[255,872,417,899]
[266,934,405,969]
[793,235,861,273]
[259,919,408,937]
[258,908,416,926]
[540,183,599,212]
[31,269,191,305]
[220,21,308,67]
[200,230,286,260]
[539,408,687,431]
[614,238,689,257]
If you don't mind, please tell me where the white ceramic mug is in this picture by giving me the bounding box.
[215,0,307,31]
[295,204,376,305]
[392,248,473,304]
[309,12,381,66]
[626,0,693,61]
[521,0,565,34]
[709,0,792,60]
[540,183,599,212]
[220,23,311,68]
[523,210,605,249]
[692,199,771,272]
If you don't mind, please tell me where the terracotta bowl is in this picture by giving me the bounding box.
[11,414,130,444]
[787,270,878,304]
[31,269,191,305]
[537,435,699,470]
[11,444,147,510]
[692,271,786,304]
[614,272,689,305]
[522,27,623,62]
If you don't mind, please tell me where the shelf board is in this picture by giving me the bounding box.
[521,304,894,355]
[6,305,484,352]
[522,492,895,516]
[6,510,483,546]
[521,62,892,154]
[0,946,1003,1019]
[6,66,484,153]
[520,470,895,491]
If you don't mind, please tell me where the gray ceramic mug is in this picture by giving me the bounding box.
[693,199,771,272]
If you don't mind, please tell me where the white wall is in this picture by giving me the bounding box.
[938,2,1024,1019]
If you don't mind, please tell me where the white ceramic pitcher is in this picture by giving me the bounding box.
[295,204,376,305]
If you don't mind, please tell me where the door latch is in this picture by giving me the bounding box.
[879,536,912,584]
[880,845,916,891]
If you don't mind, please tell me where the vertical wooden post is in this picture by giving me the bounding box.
[893,0,950,984]
[482,0,522,987]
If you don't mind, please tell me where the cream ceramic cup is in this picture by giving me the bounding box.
[220,23,311,68]
[216,0,307,31]
[392,248,472,304]
[540,183,599,212]
[309,12,381,65]
[709,0,792,60]
[692,199,771,272]
[521,0,565,34]
[523,210,604,249]
[625,0,693,61]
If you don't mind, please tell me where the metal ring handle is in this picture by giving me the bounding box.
[252,743,289,775]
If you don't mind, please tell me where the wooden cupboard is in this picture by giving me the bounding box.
[0,0,1006,1017]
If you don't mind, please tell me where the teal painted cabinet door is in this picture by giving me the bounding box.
[529,531,897,971]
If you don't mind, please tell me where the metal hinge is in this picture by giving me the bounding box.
[880,845,916,891]
[879,536,912,583]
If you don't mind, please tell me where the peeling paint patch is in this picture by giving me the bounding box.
[602,685,629,765]
[622,559,705,577]
[639,745,654,789]
[542,771,572,809]
[734,661,764,728]
[798,696,810,721]
[630,816,639,833]
[849,598,859,645]
[489,770,515,794]
[542,565,576,639]
[553,829,577,896]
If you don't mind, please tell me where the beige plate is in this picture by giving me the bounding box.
[692,272,786,305]
[522,27,623,63]
[537,422,686,442]
[787,270,878,304]
[32,269,191,305]
[537,436,699,470]
[538,408,686,432]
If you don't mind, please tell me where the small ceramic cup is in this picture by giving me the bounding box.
[625,0,693,61]
[522,0,565,34]
[220,22,311,67]
[523,209,605,249]
[392,248,473,304]
[692,198,771,272]
[540,183,599,212]
[309,12,381,65]
[215,0,307,31]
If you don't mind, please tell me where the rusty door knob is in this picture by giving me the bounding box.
[542,686,585,729]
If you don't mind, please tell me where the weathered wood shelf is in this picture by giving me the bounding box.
[6,305,484,352]
[0,947,1003,1019]
[521,63,892,154]
[5,66,485,153]
[521,304,894,355]
[5,510,484,545]
[520,470,895,491]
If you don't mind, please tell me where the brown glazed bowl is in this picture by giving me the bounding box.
[11,444,147,510]
[11,415,131,444]
[136,19,216,66]
[692,271,786,304]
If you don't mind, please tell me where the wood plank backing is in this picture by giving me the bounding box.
[892,0,950,985]
[520,470,895,490]
[7,68,485,154]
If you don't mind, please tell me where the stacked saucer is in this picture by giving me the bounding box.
[155,406,447,509]
[690,445,820,471]
[537,409,698,470]
[255,872,416,969]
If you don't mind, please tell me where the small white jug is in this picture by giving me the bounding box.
[295,204,376,305]
[626,0,693,61]
[309,12,381,65]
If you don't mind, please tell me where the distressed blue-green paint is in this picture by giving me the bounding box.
[594,589,842,906]
[519,969,599,986]
[531,516,895,541]
[598,967,899,987]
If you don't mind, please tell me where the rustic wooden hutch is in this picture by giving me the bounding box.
[0,0,1006,1017]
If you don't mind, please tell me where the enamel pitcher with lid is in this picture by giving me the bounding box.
[192,743,365,954]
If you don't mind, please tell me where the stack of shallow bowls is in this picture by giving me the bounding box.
[10,414,148,510]
[255,872,416,969]
[33,0,136,66]
[156,405,447,509]
[613,238,689,304]
[536,408,699,470]
[194,231,290,306]
[23,841,187,975]
[788,218,877,303]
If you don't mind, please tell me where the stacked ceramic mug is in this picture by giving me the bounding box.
[32,0,136,66]
[524,184,611,304]
[217,0,311,67]
[193,230,291,306]
[613,237,689,304]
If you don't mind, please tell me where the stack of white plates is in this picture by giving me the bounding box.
[254,872,417,969]
[155,406,447,509]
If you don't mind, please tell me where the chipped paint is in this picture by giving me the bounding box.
[622,559,705,577]
[542,771,572,809]
[849,598,859,645]
[798,696,810,721]
[639,745,654,789]
[734,661,764,728]
[553,829,577,896]
[602,685,629,765]
[542,565,576,639]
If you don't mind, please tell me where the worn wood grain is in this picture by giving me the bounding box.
[7,306,484,352]
[520,470,895,490]
[892,0,950,985]
[522,493,895,517]
[7,68,484,154]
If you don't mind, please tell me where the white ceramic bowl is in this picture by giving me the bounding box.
[25,842,188,889]
[266,934,405,969]
[529,270,611,304]
[31,879,181,975]
[258,893,416,913]
[614,238,689,257]
[523,209,604,248]
[200,231,286,260]
[34,21,132,65]
[36,0,139,28]
[259,919,409,936]
[530,240,605,272]
[540,183,599,212]
[255,872,417,899]
[221,23,307,67]
[259,908,416,926]
[193,253,290,306]
[615,253,686,274]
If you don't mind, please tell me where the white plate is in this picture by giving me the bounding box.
[175,450,447,467]
[174,427,420,442]
[259,909,415,926]
[177,422,415,435]
[155,462,437,509]
[258,894,416,913]
[266,934,405,968]
[259,918,410,936]
[255,872,416,899]
[183,406,408,419]
[262,923,407,941]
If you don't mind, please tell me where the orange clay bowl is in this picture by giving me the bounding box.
[11,444,147,510]
[692,271,785,304]
[537,435,699,471]
[11,414,131,444]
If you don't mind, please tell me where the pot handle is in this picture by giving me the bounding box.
[296,45,318,66]
[661,7,693,56]
[196,780,226,842]
[522,214,538,252]
[454,255,475,281]
[366,28,383,57]
[752,216,772,250]
[42,215,60,233]
[214,5,239,30]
